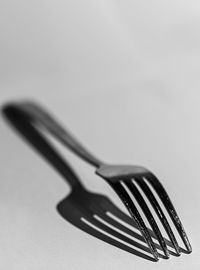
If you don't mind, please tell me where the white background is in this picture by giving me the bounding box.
[0,0,200,269]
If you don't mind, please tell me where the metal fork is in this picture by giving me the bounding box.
[3,105,170,261]
[3,101,192,260]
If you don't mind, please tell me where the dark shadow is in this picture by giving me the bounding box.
[2,104,180,261]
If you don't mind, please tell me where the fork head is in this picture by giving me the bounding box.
[96,164,192,260]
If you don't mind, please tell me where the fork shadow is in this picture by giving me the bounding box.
[2,105,180,262]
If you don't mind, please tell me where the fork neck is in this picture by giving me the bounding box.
[3,106,85,190]
[3,102,105,169]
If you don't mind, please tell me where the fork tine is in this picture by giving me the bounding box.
[92,214,153,253]
[109,181,159,261]
[134,176,181,255]
[81,216,155,261]
[145,172,192,253]
[124,180,170,258]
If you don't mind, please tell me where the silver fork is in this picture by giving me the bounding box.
[5,100,192,260]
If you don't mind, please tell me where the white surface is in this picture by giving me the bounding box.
[0,0,200,269]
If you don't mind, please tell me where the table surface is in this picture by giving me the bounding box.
[1,1,200,269]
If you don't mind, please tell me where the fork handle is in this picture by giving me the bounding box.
[5,101,104,168]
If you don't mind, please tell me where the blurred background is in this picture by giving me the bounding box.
[0,1,200,269]
[1,0,200,100]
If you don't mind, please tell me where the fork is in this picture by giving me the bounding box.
[3,104,169,261]
[3,100,192,260]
